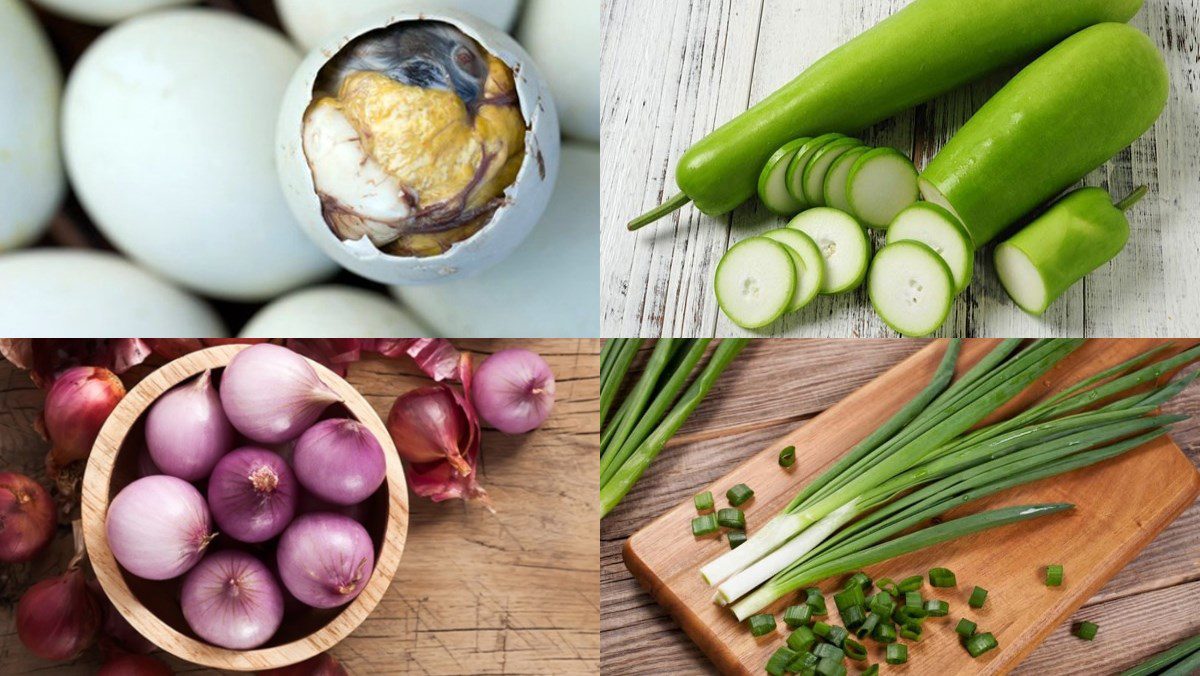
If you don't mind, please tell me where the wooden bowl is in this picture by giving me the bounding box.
[81,345,409,671]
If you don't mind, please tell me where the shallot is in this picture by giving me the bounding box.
[0,472,55,563]
[277,513,374,609]
[106,476,214,580]
[41,366,124,464]
[16,566,101,661]
[471,349,556,434]
[181,550,284,650]
[220,344,341,443]
[293,419,385,506]
[146,370,234,480]
[207,448,298,543]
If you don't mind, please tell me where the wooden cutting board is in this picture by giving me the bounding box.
[624,339,1200,675]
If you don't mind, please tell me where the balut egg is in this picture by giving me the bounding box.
[391,143,598,337]
[277,9,560,286]
[240,285,430,338]
[276,0,522,51]
[0,250,225,337]
[31,0,196,25]
[62,9,337,302]
[518,0,600,142]
[0,0,64,251]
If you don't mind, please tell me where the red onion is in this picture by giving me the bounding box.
[17,566,101,661]
[258,652,348,676]
[0,472,55,563]
[98,654,173,676]
[93,581,156,655]
[220,344,341,444]
[277,513,374,609]
[41,366,125,464]
[471,349,556,434]
[293,419,385,506]
[207,448,297,544]
[146,370,234,481]
[181,550,284,650]
[107,476,214,580]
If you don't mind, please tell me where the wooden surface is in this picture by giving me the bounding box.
[599,0,1200,338]
[0,339,600,675]
[601,340,1200,675]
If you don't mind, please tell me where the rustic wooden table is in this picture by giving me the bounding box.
[0,339,600,675]
[600,340,1200,675]
[599,0,1200,338]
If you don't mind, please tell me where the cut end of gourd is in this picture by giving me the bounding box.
[917,178,968,230]
[847,149,918,229]
[715,238,796,329]
[995,243,1050,316]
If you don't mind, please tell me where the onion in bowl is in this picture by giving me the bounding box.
[277,513,374,609]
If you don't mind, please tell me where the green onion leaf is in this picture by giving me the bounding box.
[717,508,745,530]
[812,621,833,639]
[786,625,817,652]
[968,586,988,609]
[841,605,866,630]
[863,665,879,676]
[869,593,895,616]
[1046,564,1064,587]
[844,638,868,661]
[779,445,797,468]
[897,575,924,593]
[856,613,881,639]
[929,567,957,587]
[691,514,718,537]
[872,621,897,644]
[899,622,923,642]
[805,589,827,615]
[787,650,819,673]
[827,625,850,647]
[846,572,872,592]
[727,530,747,549]
[966,632,998,658]
[694,491,714,512]
[747,613,776,637]
[813,643,844,661]
[727,483,754,506]
[924,599,949,617]
[766,647,798,676]
[784,605,813,629]
[1074,621,1098,641]
[956,618,977,637]
[834,585,865,612]
[886,643,908,665]
[815,656,847,676]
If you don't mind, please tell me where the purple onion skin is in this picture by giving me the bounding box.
[146,370,234,481]
[181,550,283,650]
[471,349,556,434]
[106,476,213,581]
[277,513,374,609]
[220,344,341,444]
[293,419,386,506]
[207,448,298,544]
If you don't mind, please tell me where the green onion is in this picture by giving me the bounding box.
[728,530,747,549]
[600,339,641,426]
[748,613,776,637]
[886,643,908,664]
[966,632,998,658]
[765,647,798,676]
[844,638,868,661]
[780,445,796,468]
[1074,621,1098,641]
[904,590,923,608]
[840,605,866,630]
[956,618,977,637]
[897,575,924,593]
[856,613,881,639]
[845,572,872,592]
[929,567,957,587]
[863,665,879,676]
[1120,633,1200,676]
[717,508,745,530]
[787,625,817,652]
[869,593,895,616]
[812,621,833,639]
[899,622,923,642]
[727,483,754,506]
[694,491,714,512]
[876,578,897,594]
[691,514,718,537]
[968,586,988,609]
[1046,564,1064,586]
[872,621,897,644]
[805,589,827,615]
[924,599,949,617]
[602,339,679,457]
[812,643,844,661]
[834,585,865,612]
[815,657,846,676]
[826,625,849,647]
[783,605,813,629]
[788,650,819,673]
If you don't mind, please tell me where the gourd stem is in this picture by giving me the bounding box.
[628,193,692,231]
[1115,185,1149,212]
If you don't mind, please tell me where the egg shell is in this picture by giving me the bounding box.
[0,0,64,251]
[63,9,338,302]
[277,7,561,286]
[31,0,195,25]
[391,143,598,337]
[0,250,225,336]
[276,0,521,51]
[518,0,600,142]
[240,285,430,338]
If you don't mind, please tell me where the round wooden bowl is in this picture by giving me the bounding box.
[81,345,409,671]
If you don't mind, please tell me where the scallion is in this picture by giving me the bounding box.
[845,572,872,592]
[788,650,819,673]
[844,638,868,661]
[841,605,866,630]
[929,567,957,587]
[827,625,849,648]
[813,643,844,661]
[899,622,923,642]
[966,632,998,658]
[812,621,832,639]
[956,618,977,637]
[815,657,846,676]
[766,647,798,676]
[869,593,895,617]
[717,508,745,530]
[694,491,714,512]
[748,613,776,637]
[783,604,813,629]
[904,590,923,608]
[834,585,865,612]
[691,514,718,537]
[805,588,827,615]
[886,643,908,665]
[1074,621,1098,641]
[856,613,881,639]
[897,575,924,593]
[924,599,949,617]
[1046,564,1064,587]
[968,586,988,609]
[727,483,754,506]
[780,445,796,468]
[728,530,747,549]
[863,665,879,676]
[787,625,817,652]
[872,621,897,644]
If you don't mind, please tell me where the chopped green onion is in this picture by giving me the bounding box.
[924,599,949,617]
[904,590,923,609]
[966,632,998,658]
[845,572,872,592]
[872,621,897,644]
[897,575,923,593]
[813,643,844,661]
[787,650,819,673]
[968,586,988,609]
[727,530,747,549]
[694,491,714,512]
[1074,621,1098,641]
[787,625,817,652]
[779,446,797,468]
[844,638,868,661]
[894,605,926,623]
[827,625,850,647]
[812,621,833,639]
[899,623,923,642]
[748,613,776,637]
[929,567,957,587]
[841,605,866,630]
[815,657,846,676]
[869,593,895,616]
[727,483,754,506]
[784,604,813,628]
[1046,564,1064,586]
[856,613,881,639]
[886,643,908,665]
[876,578,897,594]
[863,666,879,676]
[691,514,718,537]
[834,585,865,612]
[956,618,977,637]
[766,647,798,676]
[805,589,827,615]
[717,508,745,530]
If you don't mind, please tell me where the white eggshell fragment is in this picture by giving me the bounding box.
[31,0,195,25]
[63,9,337,302]
[276,0,521,51]
[0,0,64,251]
[518,0,600,142]
[0,250,225,336]
[240,285,430,338]
[392,143,598,337]
[277,9,561,286]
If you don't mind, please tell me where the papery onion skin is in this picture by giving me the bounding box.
[147,370,235,481]
[181,550,284,650]
[277,513,374,609]
[220,344,342,444]
[293,419,386,506]
[17,567,101,661]
[107,476,214,580]
[258,652,348,676]
[207,448,298,544]
[42,366,125,464]
[0,472,56,563]
[387,386,473,475]
[471,349,556,434]
[98,654,173,676]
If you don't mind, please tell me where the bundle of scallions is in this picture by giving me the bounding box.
[600,338,749,517]
[700,339,1200,622]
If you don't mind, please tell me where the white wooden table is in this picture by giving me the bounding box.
[600,0,1200,338]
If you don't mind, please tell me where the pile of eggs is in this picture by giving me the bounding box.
[0,0,599,337]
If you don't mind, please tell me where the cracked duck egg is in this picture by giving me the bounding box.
[277,11,560,286]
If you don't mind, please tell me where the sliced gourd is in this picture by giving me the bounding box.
[869,240,954,337]
[785,133,845,206]
[715,237,796,329]
[822,145,870,215]
[788,208,870,295]
[847,148,920,229]
[802,137,862,207]
[761,227,824,312]
[886,203,975,293]
[757,138,811,215]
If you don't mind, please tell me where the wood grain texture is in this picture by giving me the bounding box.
[601,339,1200,675]
[600,0,1200,338]
[0,339,600,675]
